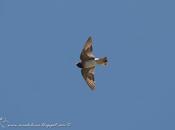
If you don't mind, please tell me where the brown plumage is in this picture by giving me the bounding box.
[76,36,108,90]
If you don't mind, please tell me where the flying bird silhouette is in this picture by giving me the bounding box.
[76,36,108,90]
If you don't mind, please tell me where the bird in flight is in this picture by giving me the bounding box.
[76,36,108,90]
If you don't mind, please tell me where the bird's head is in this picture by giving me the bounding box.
[76,62,83,68]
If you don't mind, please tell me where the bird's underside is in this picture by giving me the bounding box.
[77,36,107,90]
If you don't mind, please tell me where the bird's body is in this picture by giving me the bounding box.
[83,59,97,68]
[78,57,107,68]
[76,36,108,90]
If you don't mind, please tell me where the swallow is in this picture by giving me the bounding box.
[76,36,108,90]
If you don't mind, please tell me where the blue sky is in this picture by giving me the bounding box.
[0,0,175,130]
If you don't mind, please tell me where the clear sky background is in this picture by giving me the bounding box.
[0,0,175,130]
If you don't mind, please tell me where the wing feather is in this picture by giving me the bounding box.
[81,67,95,90]
[80,36,95,61]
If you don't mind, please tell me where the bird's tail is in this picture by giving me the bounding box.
[96,57,108,65]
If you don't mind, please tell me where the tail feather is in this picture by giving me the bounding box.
[96,57,108,65]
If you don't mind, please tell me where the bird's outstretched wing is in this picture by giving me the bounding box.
[81,67,95,90]
[80,36,95,61]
